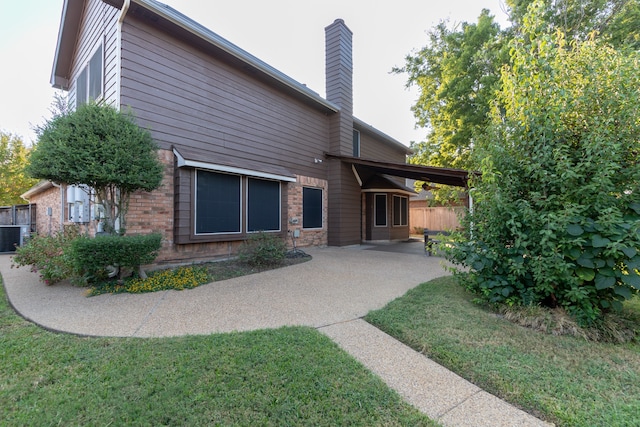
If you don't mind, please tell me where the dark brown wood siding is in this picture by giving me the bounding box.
[120,16,330,179]
[120,15,332,244]
[359,131,407,163]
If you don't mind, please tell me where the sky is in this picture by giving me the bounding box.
[0,0,510,147]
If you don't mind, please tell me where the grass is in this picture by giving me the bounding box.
[0,277,437,426]
[365,276,640,427]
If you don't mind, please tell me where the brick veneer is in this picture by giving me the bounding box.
[286,175,328,249]
[26,149,330,265]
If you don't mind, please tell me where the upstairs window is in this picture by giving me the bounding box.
[76,43,103,108]
[353,129,361,157]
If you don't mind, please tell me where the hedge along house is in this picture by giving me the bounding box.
[25,0,472,264]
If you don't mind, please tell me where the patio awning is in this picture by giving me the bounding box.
[325,153,476,188]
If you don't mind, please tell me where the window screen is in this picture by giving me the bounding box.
[88,44,103,101]
[303,187,322,229]
[195,170,241,234]
[393,195,408,226]
[374,194,387,226]
[247,178,280,232]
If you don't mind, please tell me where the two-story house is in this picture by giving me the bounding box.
[24,0,471,264]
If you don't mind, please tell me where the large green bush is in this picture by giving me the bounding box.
[71,233,162,283]
[447,1,640,325]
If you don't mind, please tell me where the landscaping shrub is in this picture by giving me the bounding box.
[87,265,210,296]
[12,225,81,285]
[446,3,640,326]
[71,233,162,284]
[237,232,286,267]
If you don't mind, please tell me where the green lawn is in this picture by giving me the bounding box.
[0,280,436,426]
[365,276,640,427]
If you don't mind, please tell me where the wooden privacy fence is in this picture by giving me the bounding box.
[410,206,464,233]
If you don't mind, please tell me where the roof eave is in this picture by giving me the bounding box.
[51,0,85,90]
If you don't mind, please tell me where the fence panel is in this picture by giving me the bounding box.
[410,206,464,232]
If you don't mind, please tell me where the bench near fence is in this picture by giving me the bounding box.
[423,229,452,256]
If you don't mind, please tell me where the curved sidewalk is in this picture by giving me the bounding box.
[0,244,551,426]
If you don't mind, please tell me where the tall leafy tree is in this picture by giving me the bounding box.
[0,132,37,206]
[400,0,640,178]
[27,103,164,235]
[507,0,640,48]
[397,9,505,171]
[448,0,640,325]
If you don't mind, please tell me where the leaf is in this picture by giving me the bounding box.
[576,267,595,282]
[627,257,640,271]
[591,234,611,248]
[614,286,632,299]
[621,246,637,259]
[621,272,640,290]
[567,224,584,236]
[576,256,595,268]
[629,202,640,215]
[594,274,616,290]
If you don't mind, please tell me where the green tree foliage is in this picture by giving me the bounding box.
[448,1,640,325]
[507,0,640,48]
[27,103,164,235]
[399,0,639,184]
[397,9,506,171]
[0,132,38,206]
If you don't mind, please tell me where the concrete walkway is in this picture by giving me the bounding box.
[0,243,551,426]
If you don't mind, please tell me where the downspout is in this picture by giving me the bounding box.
[115,0,131,110]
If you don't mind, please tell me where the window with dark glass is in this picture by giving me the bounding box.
[303,187,322,229]
[195,170,241,234]
[353,129,361,157]
[393,195,408,226]
[247,178,280,232]
[374,194,387,227]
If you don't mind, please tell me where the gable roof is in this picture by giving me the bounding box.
[51,0,414,152]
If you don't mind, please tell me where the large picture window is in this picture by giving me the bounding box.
[247,178,281,232]
[195,170,241,234]
[393,195,408,226]
[76,43,103,107]
[374,194,387,227]
[303,187,323,229]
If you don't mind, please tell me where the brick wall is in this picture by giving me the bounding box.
[286,175,328,248]
[25,152,330,265]
[31,185,66,236]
